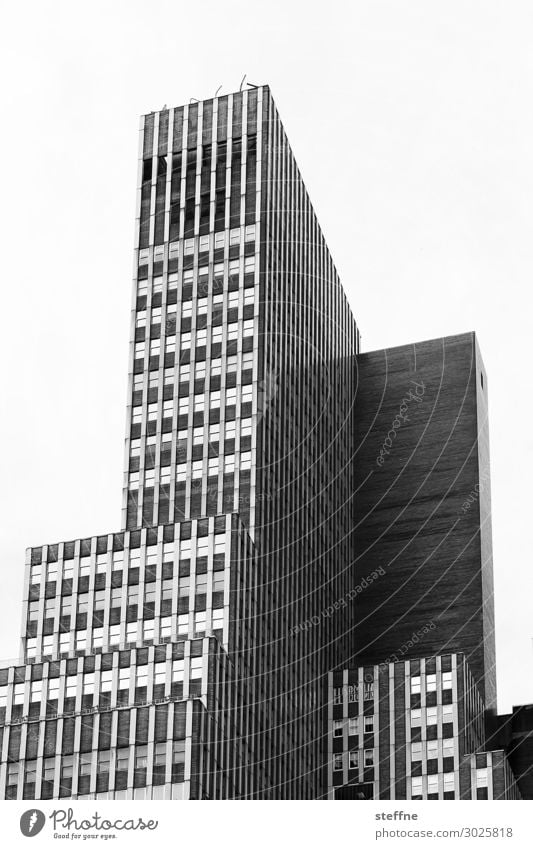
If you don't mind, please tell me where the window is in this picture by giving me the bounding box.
[348,751,359,770]
[100,671,113,693]
[229,227,240,245]
[410,709,422,726]
[96,554,108,573]
[143,621,154,642]
[48,678,60,701]
[214,534,226,554]
[172,659,184,681]
[43,758,55,782]
[13,683,25,705]
[197,537,210,558]
[98,751,111,774]
[245,224,255,242]
[227,322,239,341]
[426,706,438,725]
[154,662,166,686]
[135,745,148,770]
[346,684,358,703]
[116,748,129,773]
[28,601,39,621]
[427,739,439,760]
[410,676,421,694]
[364,716,374,733]
[364,749,374,767]
[333,754,343,771]
[411,742,423,761]
[213,572,225,593]
[212,608,224,628]
[79,753,92,776]
[83,673,95,695]
[333,719,344,737]
[177,614,189,634]
[77,593,89,613]
[426,673,437,692]
[65,676,77,698]
[30,564,42,584]
[112,551,124,570]
[427,774,439,795]
[442,671,453,690]
[47,562,59,582]
[443,738,454,759]
[333,687,343,706]
[136,666,148,688]
[363,682,374,701]
[29,680,42,703]
[194,611,206,633]
[76,631,87,651]
[109,624,120,645]
[42,635,54,656]
[348,717,358,736]
[241,418,252,437]
[443,772,455,791]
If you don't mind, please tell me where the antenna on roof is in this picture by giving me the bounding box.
[239,74,247,91]
[215,85,223,98]
[247,82,258,89]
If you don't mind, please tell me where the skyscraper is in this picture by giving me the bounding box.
[0,86,358,800]
[351,333,496,709]
[1,87,530,803]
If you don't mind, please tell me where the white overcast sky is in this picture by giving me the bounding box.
[0,0,532,713]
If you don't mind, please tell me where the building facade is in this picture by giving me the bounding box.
[1,87,530,801]
[326,654,520,800]
[351,333,496,710]
[0,86,358,800]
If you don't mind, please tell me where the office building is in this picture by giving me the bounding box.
[0,86,358,800]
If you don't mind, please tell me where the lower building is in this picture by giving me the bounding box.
[0,514,263,799]
[326,654,520,800]
[486,703,533,801]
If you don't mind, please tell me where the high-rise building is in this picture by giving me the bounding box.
[326,654,520,800]
[0,87,531,802]
[351,333,496,710]
[0,86,358,800]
